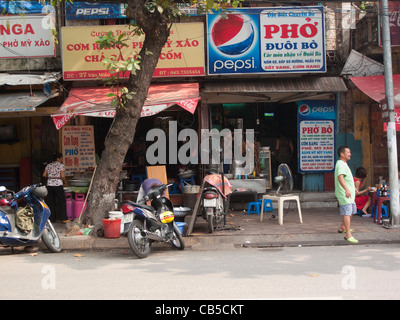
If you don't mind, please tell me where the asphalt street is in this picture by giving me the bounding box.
[1,243,400,301]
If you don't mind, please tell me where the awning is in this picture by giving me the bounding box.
[350,74,400,106]
[201,77,348,104]
[0,91,56,113]
[0,72,61,86]
[52,83,200,130]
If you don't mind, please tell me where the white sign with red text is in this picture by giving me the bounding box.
[62,126,96,175]
[0,15,55,58]
[260,7,325,73]
[299,120,335,172]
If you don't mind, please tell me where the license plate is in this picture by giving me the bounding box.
[204,199,217,207]
[124,213,133,224]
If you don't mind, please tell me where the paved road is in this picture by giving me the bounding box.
[1,243,400,301]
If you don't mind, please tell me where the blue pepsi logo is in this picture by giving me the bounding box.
[211,14,255,56]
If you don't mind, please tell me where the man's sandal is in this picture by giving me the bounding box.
[338,229,354,234]
[344,236,359,244]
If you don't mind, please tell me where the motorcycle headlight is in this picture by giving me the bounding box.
[160,211,174,224]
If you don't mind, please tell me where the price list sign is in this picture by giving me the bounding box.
[297,101,336,173]
[62,126,96,175]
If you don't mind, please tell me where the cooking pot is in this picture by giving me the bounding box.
[174,206,191,218]
[125,181,139,191]
[182,185,200,194]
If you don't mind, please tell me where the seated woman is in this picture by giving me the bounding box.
[354,167,371,216]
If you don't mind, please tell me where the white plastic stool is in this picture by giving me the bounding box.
[260,194,303,225]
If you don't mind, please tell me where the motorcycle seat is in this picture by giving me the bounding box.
[132,202,154,212]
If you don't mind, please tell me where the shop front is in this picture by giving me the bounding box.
[51,82,202,205]
[350,74,400,183]
[201,77,347,192]
[0,73,61,191]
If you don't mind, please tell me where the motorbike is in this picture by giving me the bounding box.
[121,183,184,258]
[200,170,232,233]
[0,184,62,253]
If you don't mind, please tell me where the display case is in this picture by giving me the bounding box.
[260,147,272,189]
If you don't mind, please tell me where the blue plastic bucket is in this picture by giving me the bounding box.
[175,222,187,235]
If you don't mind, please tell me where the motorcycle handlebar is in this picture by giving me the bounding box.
[142,183,172,202]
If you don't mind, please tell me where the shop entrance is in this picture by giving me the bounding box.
[211,102,300,189]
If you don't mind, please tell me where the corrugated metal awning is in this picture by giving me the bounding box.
[201,77,348,103]
[0,72,61,86]
[0,91,56,112]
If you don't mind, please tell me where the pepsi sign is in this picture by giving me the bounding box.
[208,12,261,75]
[66,2,126,20]
[207,7,326,75]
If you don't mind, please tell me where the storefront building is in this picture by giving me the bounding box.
[2,1,394,198]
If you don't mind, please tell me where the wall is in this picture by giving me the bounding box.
[0,118,31,164]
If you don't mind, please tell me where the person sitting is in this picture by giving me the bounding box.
[354,167,371,217]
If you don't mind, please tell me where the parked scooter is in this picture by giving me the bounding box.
[121,183,184,258]
[200,169,232,233]
[0,184,62,253]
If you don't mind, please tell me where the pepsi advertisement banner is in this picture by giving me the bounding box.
[66,2,127,20]
[207,6,326,75]
[297,100,335,173]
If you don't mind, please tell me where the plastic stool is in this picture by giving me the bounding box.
[131,174,146,184]
[180,176,195,189]
[375,205,389,219]
[258,199,273,213]
[248,202,261,215]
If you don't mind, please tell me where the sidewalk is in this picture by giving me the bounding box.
[55,206,400,252]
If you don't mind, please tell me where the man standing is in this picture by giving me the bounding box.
[335,146,358,244]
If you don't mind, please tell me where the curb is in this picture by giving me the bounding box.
[59,232,400,252]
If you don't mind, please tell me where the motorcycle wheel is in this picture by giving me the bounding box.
[42,221,62,253]
[207,212,214,233]
[128,219,151,258]
[170,222,185,250]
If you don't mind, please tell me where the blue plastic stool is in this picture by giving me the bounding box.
[375,205,389,219]
[258,199,273,213]
[131,174,146,184]
[169,182,181,194]
[180,176,195,189]
[247,202,261,215]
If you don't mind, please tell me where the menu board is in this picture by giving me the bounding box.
[299,120,335,171]
[62,126,96,175]
[297,100,336,173]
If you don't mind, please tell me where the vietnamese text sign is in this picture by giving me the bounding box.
[299,120,335,172]
[207,6,326,75]
[62,126,96,175]
[297,100,335,173]
[0,15,56,58]
[62,23,205,80]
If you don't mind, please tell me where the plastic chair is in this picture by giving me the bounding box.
[258,199,273,213]
[247,202,261,215]
[260,194,303,225]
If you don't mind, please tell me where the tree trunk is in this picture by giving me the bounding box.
[81,5,171,235]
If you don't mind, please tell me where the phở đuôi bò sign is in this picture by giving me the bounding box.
[207,6,326,75]
[297,100,335,173]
